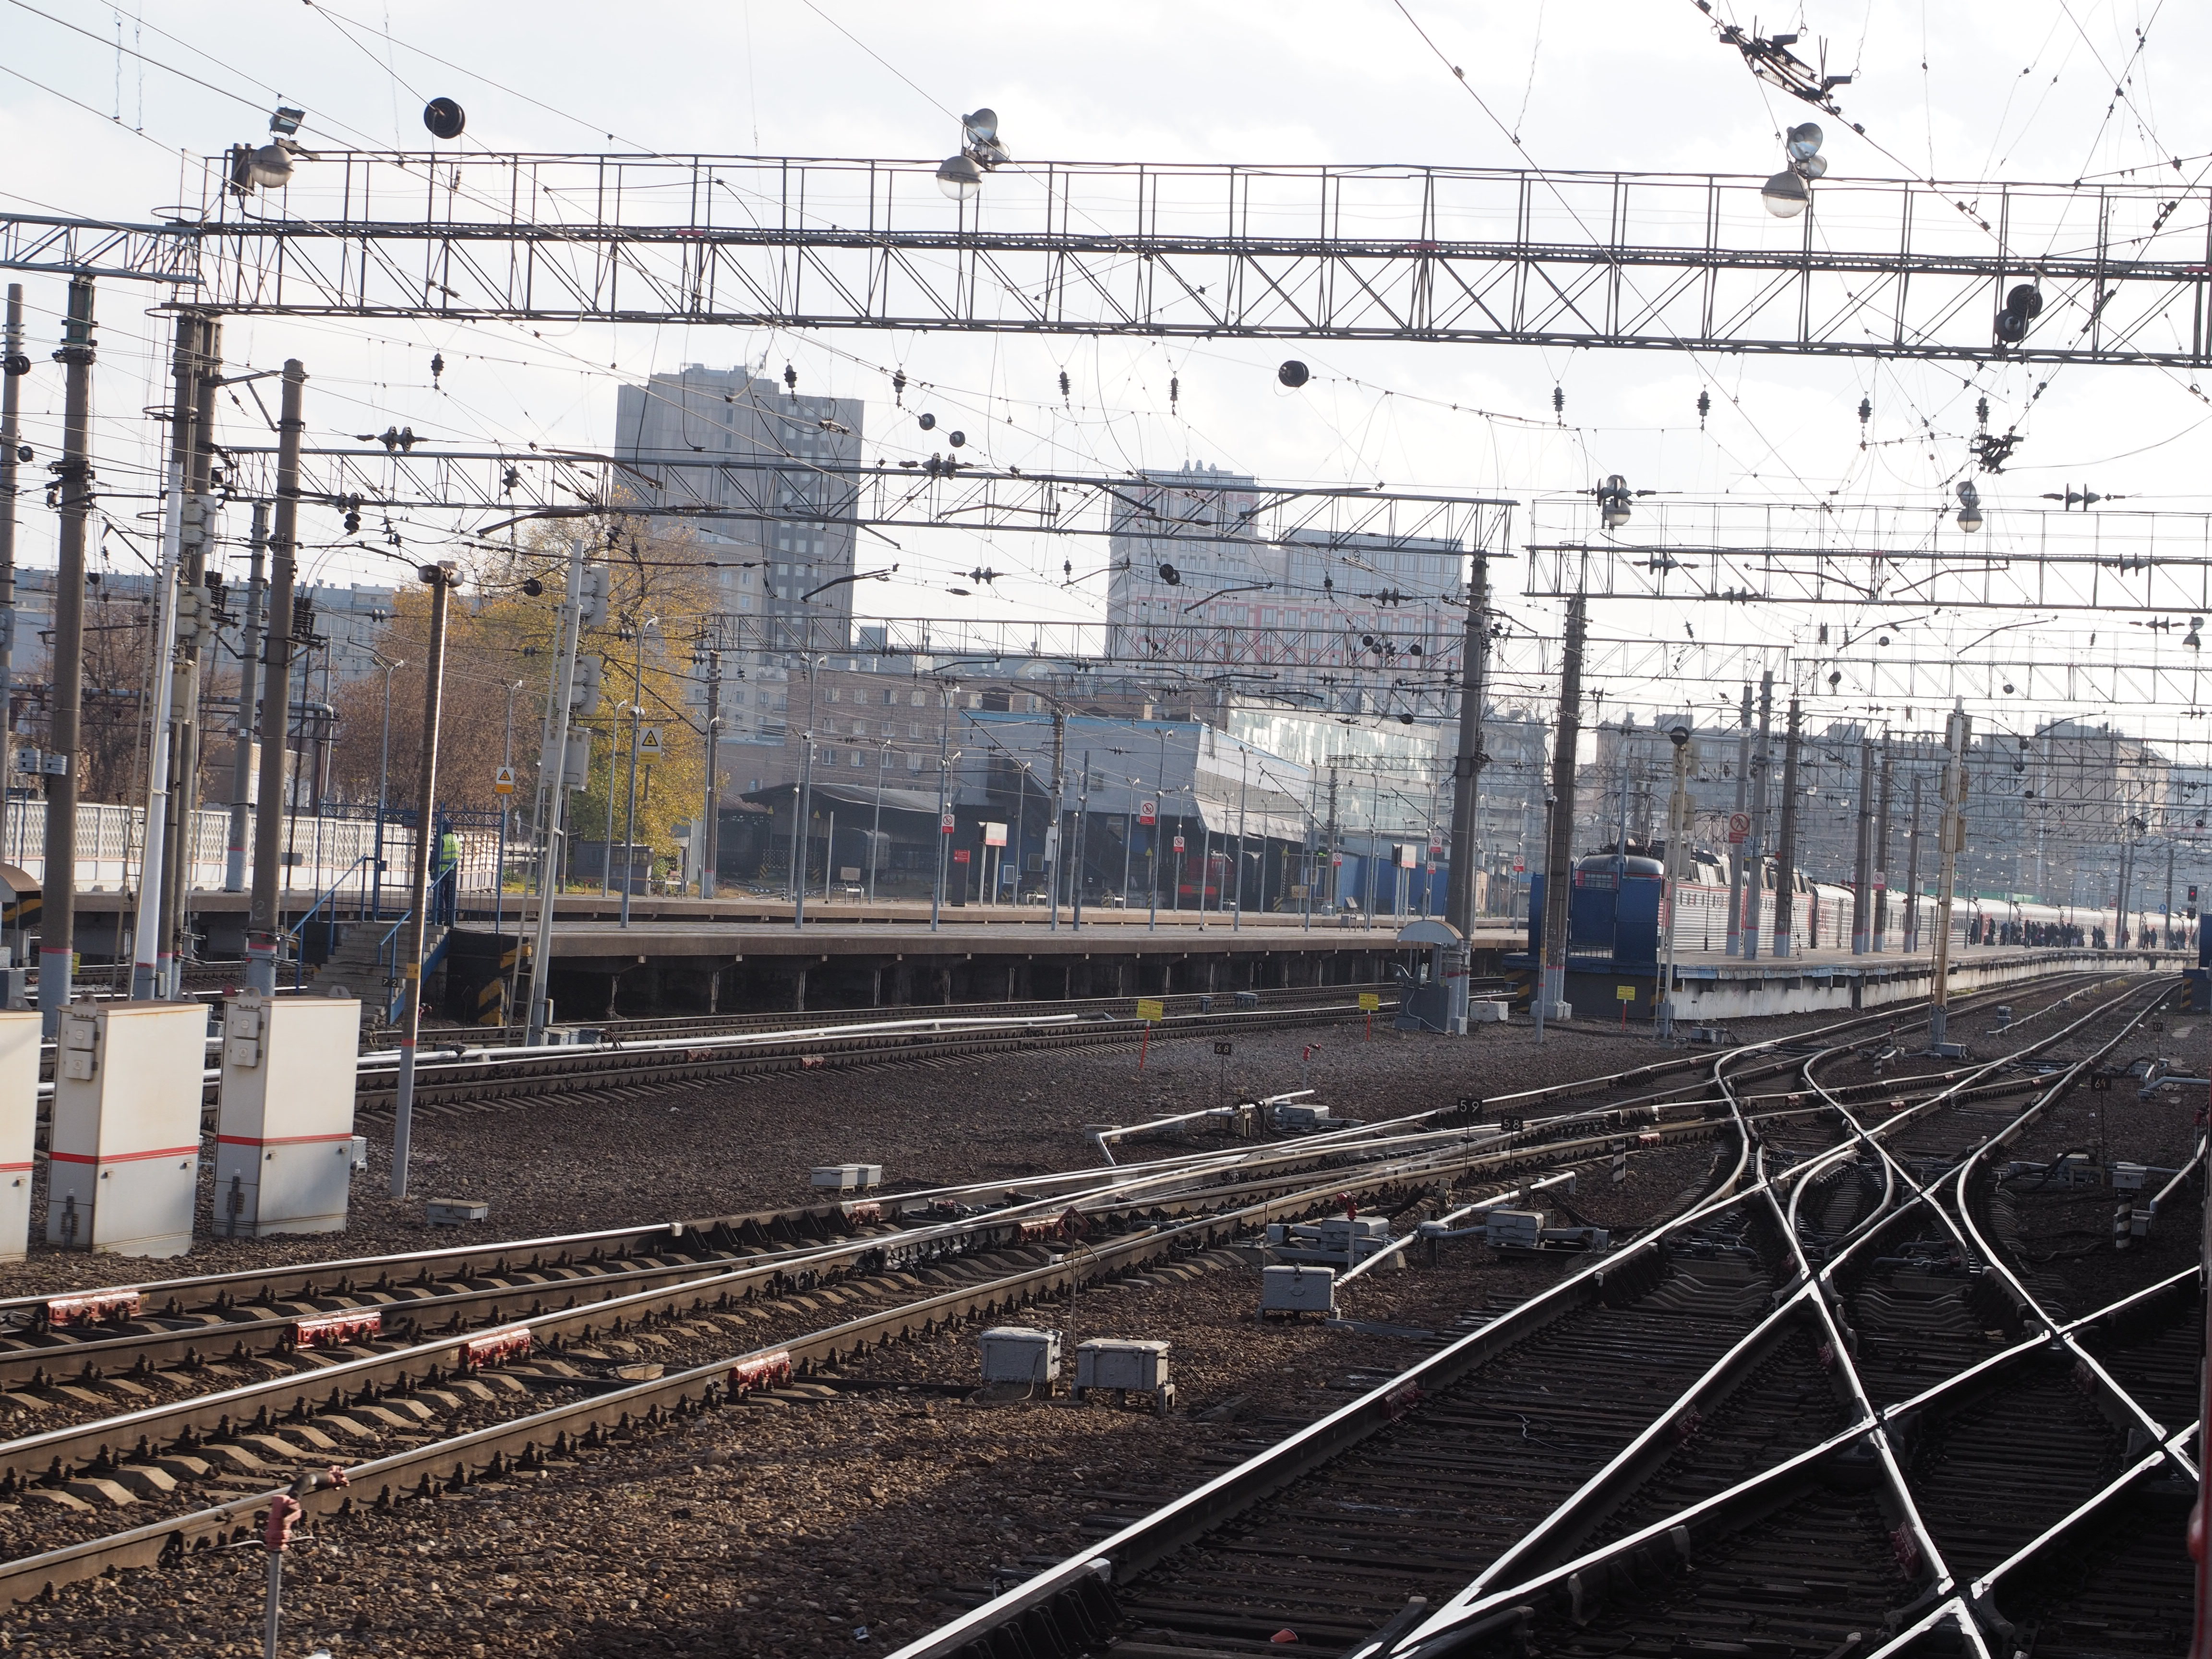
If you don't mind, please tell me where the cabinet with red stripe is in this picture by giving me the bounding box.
[213,992,361,1237]
[48,1002,206,1257]
[0,1012,34,1260]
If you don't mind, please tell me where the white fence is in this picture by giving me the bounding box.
[2,800,498,897]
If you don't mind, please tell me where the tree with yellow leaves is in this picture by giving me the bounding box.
[330,517,718,890]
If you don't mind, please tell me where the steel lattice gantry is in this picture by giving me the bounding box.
[1523,498,2212,613]
[9,154,2212,364]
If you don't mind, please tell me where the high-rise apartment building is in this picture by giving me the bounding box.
[613,365,866,747]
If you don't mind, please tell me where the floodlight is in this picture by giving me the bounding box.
[1785,122,1824,161]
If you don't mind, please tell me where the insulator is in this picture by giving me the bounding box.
[1552,385,1564,416]
[1857,396,1871,424]
[1696,389,1711,422]
[891,369,906,404]
[783,362,797,392]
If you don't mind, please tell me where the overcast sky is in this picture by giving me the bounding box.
[3,0,2208,740]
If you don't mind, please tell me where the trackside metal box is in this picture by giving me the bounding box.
[811,1163,884,1190]
[48,1002,206,1257]
[1261,1264,1335,1315]
[214,992,362,1236]
[1075,1339,1170,1392]
[977,1325,1060,1383]
[0,1012,36,1260]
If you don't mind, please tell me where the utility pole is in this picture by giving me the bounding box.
[1445,551,1489,947]
[1046,709,1066,931]
[245,361,306,998]
[1534,592,1586,1039]
[390,563,455,1200]
[526,538,589,1046]
[1851,733,1875,954]
[1930,705,1971,1049]
[2164,839,2176,948]
[1725,683,1751,957]
[930,714,952,932]
[1773,699,1801,958]
[1903,772,1923,953]
[1324,767,1340,913]
[792,725,815,930]
[130,315,204,1000]
[1741,673,1773,962]
[1658,723,1692,1037]
[1871,740,1893,950]
[0,285,22,850]
[618,618,652,929]
[37,276,95,1037]
[158,316,222,996]
[224,503,268,893]
[700,643,721,899]
[1073,750,1091,930]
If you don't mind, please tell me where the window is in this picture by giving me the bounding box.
[910,689,926,706]
[907,753,926,773]
[909,722,923,739]
[884,689,899,705]
[826,688,841,703]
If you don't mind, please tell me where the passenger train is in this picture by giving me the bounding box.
[1574,847,2193,956]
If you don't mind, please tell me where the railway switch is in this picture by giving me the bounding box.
[214,992,362,1237]
[0,1011,32,1260]
[47,1002,206,1257]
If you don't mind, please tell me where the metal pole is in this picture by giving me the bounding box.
[793,731,814,929]
[37,277,95,1037]
[0,285,20,847]
[1930,706,1970,1047]
[1148,728,1164,933]
[1850,733,1875,954]
[1873,739,1893,950]
[1773,699,1801,958]
[526,539,588,1045]
[390,564,454,1200]
[930,715,951,931]
[1073,750,1090,930]
[1232,743,1247,933]
[619,622,647,929]
[245,361,305,998]
[1725,682,1750,957]
[1742,673,1773,962]
[869,742,886,904]
[495,682,514,943]
[701,646,721,899]
[1536,592,1587,1036]
[130,315,202,999]
[1658,725,1692,1037]
[373,660,396,918]
[1047,709,1066,931]
[159,318,221,996]
[1904,772,1923,953]
[223,504,266,894]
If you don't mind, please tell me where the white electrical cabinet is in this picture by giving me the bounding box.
[0,1012,36,1260]
[977,1325,1061,1384]
[48,1002,207,1257]
[1075,1339,1171,1393]
[214,992,362,1237]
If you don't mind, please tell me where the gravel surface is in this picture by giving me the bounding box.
[1,1003,1880,1302]
[0,1175,1683,1658]
[0,977,2149,1656]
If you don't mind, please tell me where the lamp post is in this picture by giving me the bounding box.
[1658,725,1692,1040]
[618,616,657,930]
[369,652,404,919]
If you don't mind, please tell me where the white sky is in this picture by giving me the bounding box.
[3,0,2210,745]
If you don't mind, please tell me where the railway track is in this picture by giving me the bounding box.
[0,979,2084,1619]
[873,971,2196,1659]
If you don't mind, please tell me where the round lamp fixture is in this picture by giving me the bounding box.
[1761,170,1810,218]
[936,155,983,201]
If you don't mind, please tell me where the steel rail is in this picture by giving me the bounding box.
[1387,977,2182,1655]
[0,1128,1645,1609]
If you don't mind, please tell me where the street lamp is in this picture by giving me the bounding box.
[1955,480,1984,534]
[230,107,308,193]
